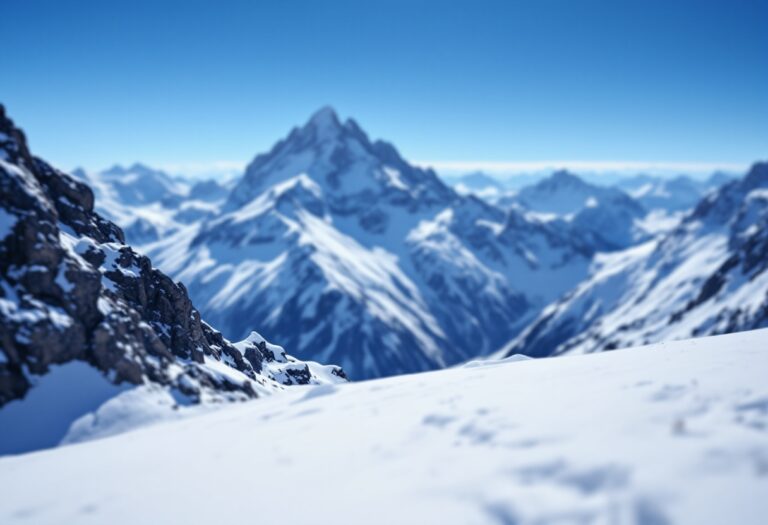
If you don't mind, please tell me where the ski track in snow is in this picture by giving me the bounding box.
[1,329,767,524]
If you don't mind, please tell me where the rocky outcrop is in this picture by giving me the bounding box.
[0,105,345,407]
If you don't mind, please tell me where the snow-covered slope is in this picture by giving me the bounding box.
[1,329,766,524]
[502,162,768,358]
[0,105,345,456]
[143,107,595,378]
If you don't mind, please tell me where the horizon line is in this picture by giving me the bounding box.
[75,158,755,179]
[415,160,753,175]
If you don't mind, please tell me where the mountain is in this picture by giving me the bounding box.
[2,328,766,524]
[707,170,737,187]
[97,163,189,206]
[0,105,345,455]
[565,190,651,250]
[444,171,507,200]
[188,178,230,202]
[501,161,768,358]
[615,173,734,212]
[73,165,230,245]
[143,107,596,379]
[507,170,636,215]
[499,170,654,250]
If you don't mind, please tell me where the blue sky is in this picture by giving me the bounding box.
[1,0,766,177]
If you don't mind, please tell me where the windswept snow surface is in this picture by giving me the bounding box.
[1,329,767,524]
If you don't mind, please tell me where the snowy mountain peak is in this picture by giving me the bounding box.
[294,106,378,148]
[305,105,342,133]
[512,169,637,217]
[690,161,768,226]
[742,160,768,190]
[141,108,602,378]
[227,108,455,212]
[459,171,504,189]
[548,169,584,187]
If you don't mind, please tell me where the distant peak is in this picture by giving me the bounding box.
[103,163,127,175]
[743,161,768,190]
[551,169,579,181]
[306,106,341,130]
[543,169,587,188]
[103,162,163,177]
[128,162,153,172]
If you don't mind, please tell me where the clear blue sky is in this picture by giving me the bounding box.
[1,0,766,176]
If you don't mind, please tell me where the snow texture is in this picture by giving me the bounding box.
[0,329,766,524]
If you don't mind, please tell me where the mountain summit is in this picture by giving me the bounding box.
[305,105,344,134]
[227,106,453,214]
[144,108,594,378]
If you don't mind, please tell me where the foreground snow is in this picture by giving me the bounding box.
[1,330,767,524]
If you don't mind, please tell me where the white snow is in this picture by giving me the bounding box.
[1,329,767,524]
[60,386,198,446]
[462,354,533,368]
[634,209,684,236]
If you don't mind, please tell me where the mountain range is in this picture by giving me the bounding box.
[446,169,733,212]
[131,108,599,379]
[2,102,767,459]
[501,161,768,358]
[615,172,733,212]
[67,107,761,381]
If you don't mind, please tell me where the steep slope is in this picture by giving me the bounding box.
[2,329,766,524]
[145,108,594,378]
[0,105,344,455]
[502,162,768,358]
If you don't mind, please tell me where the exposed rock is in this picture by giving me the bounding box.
[0,105,345,407]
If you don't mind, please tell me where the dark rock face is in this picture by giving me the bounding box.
[0,105,343,407]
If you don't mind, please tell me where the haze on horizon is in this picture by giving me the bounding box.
[1,0,765,179]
